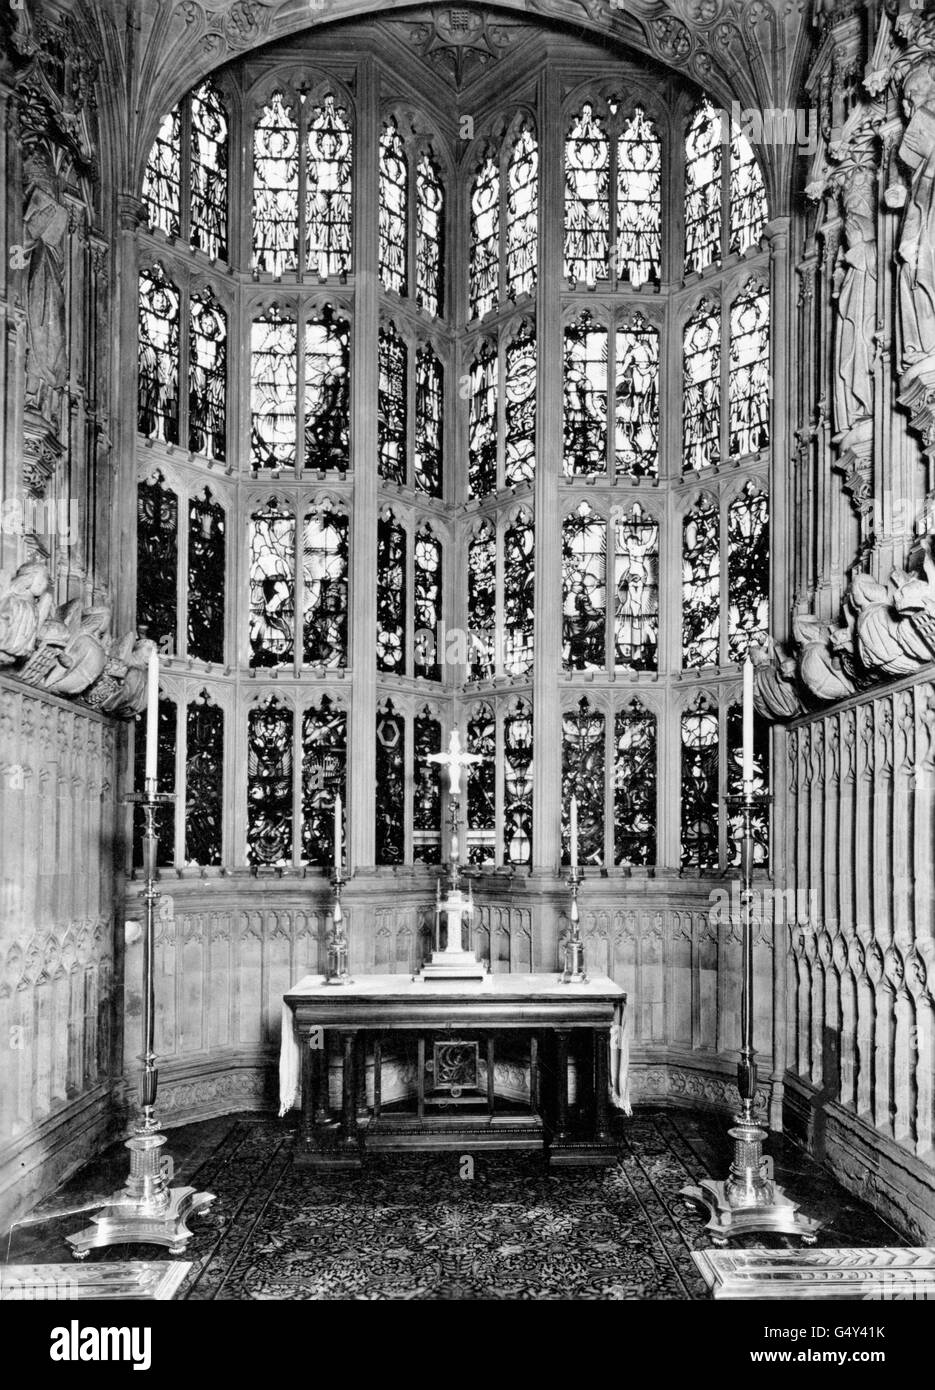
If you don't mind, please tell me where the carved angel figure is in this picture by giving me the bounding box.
[847,571,921,677]
[42,602,112,697]
[750,636,805,719]
[97,633,157,717]
[0,561,55,665]
[793,612,856,703]
[890,546,935,662]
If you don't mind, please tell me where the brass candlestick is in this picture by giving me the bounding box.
[325,868,352,983]
[67,782,215,1258]
[561,868,588,984]
[680,788,820,1245]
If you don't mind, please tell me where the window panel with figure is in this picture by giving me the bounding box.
[250,309,297,471]
[683,301,720,473]
[730,126,767,258]
[565,103,610,287]
[142,107,181,240]
[562,501,606,672]
[301,696,347,868]
[379,118,408,295]
[467,521,496,682]
[134,697,176,866]
[188,290,227,461]
[684,100,722,276]
[564,311,607,476]
[504,323,536,487]
[413,712,442,864]
[303,503,348,668]
[615,312,658,478]
[376,703,406,865]
[506,122,538,300]
[416,150,444,318]
[615,107,661,288]
[252,92,300,277]
[376,510,407,675]
[249,499,295,669]
[727,482,769,662]
[680,697,719,871]
[138,264,180,444]
[562,697,605,866]
[468,341,498,499]
[467,703,496,865]
[247,697,294,866]
[378,324,407,485]
[414,344,443,497]
[185,694,224,866]
[306,94,353,278]
[414,528,442,682]
[614,702,656,865]
[504,508,534,678]
[190,80,228,261]
[470,154,499,320]
[503,699,533,867]
[614,503,658,671]
[729,279,770,458]
[137,473,178,655]
[304,306,350,473]
[682,497,720,669]
[187,487,226,664]
[727,702,769,868]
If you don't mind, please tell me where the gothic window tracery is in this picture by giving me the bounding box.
[416,150,445,318]
[380,118,408,296]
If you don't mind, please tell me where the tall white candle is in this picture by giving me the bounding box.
[570,795,578,870]
[334,792,342,873]
[145,647,159,786]
[742,655,754,787]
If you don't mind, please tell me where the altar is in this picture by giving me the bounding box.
[281,973,628,1168]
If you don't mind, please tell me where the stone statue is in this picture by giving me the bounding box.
[847,571,921,677]
[832,166,877,437]
[897,60,935,383]
[0,560,56,664]
[42,602,112,696]
[22,147,68,416]
[95,633,156,717]
[793,612,856,702]
[750,636,806,719]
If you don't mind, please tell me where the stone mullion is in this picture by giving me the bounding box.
[175,686,188,869]
[348,58,379,872]
[794,255,817,610]
[769,720,789,1129]
[530,66,562,873]
[765,220,791,652]
[814,222,838,620]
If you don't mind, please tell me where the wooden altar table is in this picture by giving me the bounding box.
[283,973,627,1168]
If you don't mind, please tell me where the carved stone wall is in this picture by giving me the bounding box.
[782,674,935,1241]
[0,674,119,1228]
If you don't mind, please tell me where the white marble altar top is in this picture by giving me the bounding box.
[285,973,625,1001]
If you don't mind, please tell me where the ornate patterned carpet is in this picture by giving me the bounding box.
[6,1110,901,1300]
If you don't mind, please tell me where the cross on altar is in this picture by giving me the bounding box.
[426,728,482,796]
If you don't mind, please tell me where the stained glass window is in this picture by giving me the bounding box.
[616,107,661,288]
[137,473,177,654]
[414,344,443,497]
[468,521,496,681]
[303,503,348,668]
[467,703,496,864]
[730,126,767,257]
[562,698,605,866]
[727,703,769,867]
[564,311,607,476]
[469,154,499,320]
[681,696,719,871]
[562,501,606,672]
[729,279,770,458]
[684,100,722,276]
[377,509,406,675]
[138,264,180,444]
[727,482,769,661]
[504,508,534,678]
[376,702,405,865]
[683,300,720,473]
[378,324,407,485]
[307,94,353,278]
[134,697,176,867]
[614,702,656,865]
[251,308,297,471]
[415,151,444,318]
[503,699,533,866]
[142,108,181,239]
[683,497,720,668]
[506,123,537,300]
[468,341,498,499]
[379,118,408,296]
[249,498,295,668]
[253,92,299,277]
[188,289,227,460]
[301,696,346,868]
[565,104,609,287]
[185,693,223,866]
[247,696,294,865]
[190,81,228,261]
[305,305,350,472]
[413,711,442,864]
[188,487,225,664]
[614,503,658,670]
[615,312,658,478]
[414,528,442,682]
[504,323,536,487]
